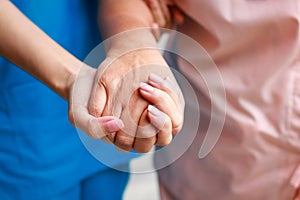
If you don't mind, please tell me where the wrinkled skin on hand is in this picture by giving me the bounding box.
[88,48,184,152]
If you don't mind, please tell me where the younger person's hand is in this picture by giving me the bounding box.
[87,48,184,153]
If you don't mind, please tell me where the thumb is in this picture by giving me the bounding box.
[88,116,124,139]
[71,104,124,139]
[88,81,107,117]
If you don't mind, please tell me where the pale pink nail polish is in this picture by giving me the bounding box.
[149,73,163,85]
[140,82,154,93]
[148,105,160,116]
[152,23,159,29]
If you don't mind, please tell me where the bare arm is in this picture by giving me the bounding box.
[0,0,81,99]
[99,0,154,38]
[0,0,124,139]
[87,0,184,152]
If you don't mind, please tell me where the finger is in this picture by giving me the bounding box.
[161,0,184,25]
[134,109,157,153]
[114,90,148,152]
[170,6,184,25]
[148,73,185,118]
[148,73,180,107]
[146,0,167,27]
[114,129,135,152]
[70,105,124,139]
[88,74,107,117]
[158,0,171,27]
[147,105,172,146]
[139,82,183,134]
[151,23,161,41]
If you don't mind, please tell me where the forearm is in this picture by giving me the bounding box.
[0,0,81,99]
[99,0,154,38]
[98,0,159,56]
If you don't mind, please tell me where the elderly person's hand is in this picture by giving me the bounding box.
[69,0,185,153]
[69,29,184,153]
[86,39,184,152]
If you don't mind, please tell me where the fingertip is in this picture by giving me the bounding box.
[151,23,161,40]
[147,105,167,131]
[156,133,172,146]
[140,82,154,93]
[147,105,159,116]
[152,22,159,29]
[149,73,163,86]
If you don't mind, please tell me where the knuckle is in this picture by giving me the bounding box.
[88,104,102,117]
[115,134,134,151]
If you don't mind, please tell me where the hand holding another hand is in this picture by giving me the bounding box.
[69,29,184,153]
[88,48,184,153]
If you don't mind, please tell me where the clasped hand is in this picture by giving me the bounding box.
[69,48,184,153]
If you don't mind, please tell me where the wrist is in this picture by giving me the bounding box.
[58,58,82,100]
[105,28,158,58]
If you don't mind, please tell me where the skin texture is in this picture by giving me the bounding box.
[0,0,122,138]
[0,0,79,100]
[93,0,184,152]
[0,0,184,153]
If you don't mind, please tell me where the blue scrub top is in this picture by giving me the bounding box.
[0,0,128,198]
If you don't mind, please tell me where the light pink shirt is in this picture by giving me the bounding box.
[159,0,300,199]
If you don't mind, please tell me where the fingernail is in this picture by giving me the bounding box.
[140,82,154,93]
[149,73,163,85]
[104,119,124,133]
[148,105,160,116]
[152,23,159,29]
[148,105,166,130]
[151,23,160,41]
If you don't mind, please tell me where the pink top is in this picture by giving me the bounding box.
[159,0,300,199]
